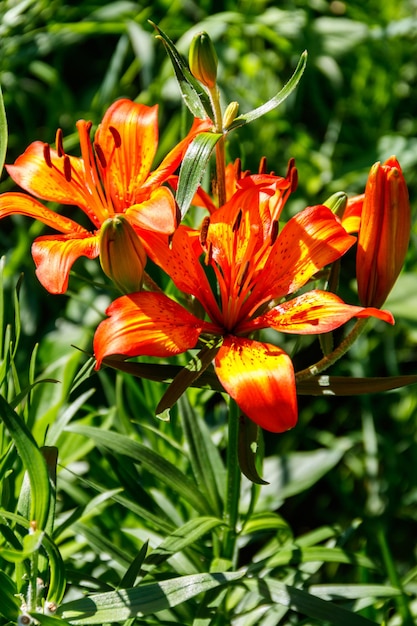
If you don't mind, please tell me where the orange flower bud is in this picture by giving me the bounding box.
[100,216,147,293]
[357,156,411,308]
[189,31,218,89]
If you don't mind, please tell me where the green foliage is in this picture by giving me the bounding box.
[0,0,416,624]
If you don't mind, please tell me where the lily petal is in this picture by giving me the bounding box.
[143,227,222,324]
[341,193,364,234]
[0,192,89,234]
[5,143,96,216]
[31,233,100,294]
[243,289,394,335]
[214,336,297,433]
[94,291,204,367]
[95,99,159,206]
[126,187,177,235]
[248,205,356,310]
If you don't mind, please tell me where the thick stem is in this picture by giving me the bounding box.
[295,318,369,382]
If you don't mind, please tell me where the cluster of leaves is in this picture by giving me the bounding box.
[1,0,417,624]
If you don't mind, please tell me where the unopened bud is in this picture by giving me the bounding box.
[223,101,239,129]
[357,156,410,307]
[100,216,147,293]
[323,191,348,219]
[189,32,218,89]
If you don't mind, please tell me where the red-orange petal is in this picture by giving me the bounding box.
[94,292,204,368]
[5,143,92,212]
[248,205,356,311]
[214,336,297,433]
[95,99,159,207]
[143,227,222,325]
[126,187,177,235]
[341,193,364,234]
[31,233,100,294]
[244,289,394,335]
[0,192,89,235]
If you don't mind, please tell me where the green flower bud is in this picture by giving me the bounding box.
[100,216,147,293]
[323,191,348,219]
[189,31,218,89]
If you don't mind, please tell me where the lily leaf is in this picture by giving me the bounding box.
[58,571,243,623]
[227,50,308,131]
[156,338,223,417]
[151,21,214,120]
[238,413,268,485]
[176,130,223,218]
[296,374,417,396]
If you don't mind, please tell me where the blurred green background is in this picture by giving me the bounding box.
[1,0,417,623]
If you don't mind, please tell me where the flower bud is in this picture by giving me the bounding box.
[222,101,239,129]
[189,31,218,89]
[323,191,348,219]
[100,216,147,293]
[357,156,410,308]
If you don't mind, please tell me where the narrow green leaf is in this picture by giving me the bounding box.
[0,571,20,620]
[238,414,268,485]
[119,541,149,589]
[245,577,379,626]
[150,21,214,120]
[0,396,50,529]
[156,339,222,417]
[29,614,73,625]
[227,50,308,130]
[144,516,225,570]
[296,374,417,396]
[66,425,212,515]
[58,571,243,623]
[241,512,292,537]
[176,131,223,218]
[0,84,7,175]
[42,532,67,606]
[308,583,402,600]
[265,546,376,570]
[179,394,226,517]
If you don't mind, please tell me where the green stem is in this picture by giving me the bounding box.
[296,318,369,382]
[222,398,241,565]
[208,86,226,207]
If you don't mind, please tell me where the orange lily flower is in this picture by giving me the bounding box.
[94,172,394,432]
[0,98,210,293]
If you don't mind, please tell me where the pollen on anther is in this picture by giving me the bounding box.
[94,142,107,169]
[109,126,122,148]
[63,155,72,182]
[56,128,65,157]
[200,216,210,246]
[43,143,52,168]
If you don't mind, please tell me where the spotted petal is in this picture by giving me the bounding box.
[247,205,356,313]
[242,289,394,335]
[32,232,100,294]
[214,336,297,433]
[94,291,205,367]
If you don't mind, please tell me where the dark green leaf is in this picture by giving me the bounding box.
[238,413,268,485]
[296,374,417,396]
[66,425,212,515]
[0,84,7,176]
[151,22,214,120]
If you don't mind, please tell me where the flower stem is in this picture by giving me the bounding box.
[295,318,369,382]
[209,86,226,207]
[222,398,241,564]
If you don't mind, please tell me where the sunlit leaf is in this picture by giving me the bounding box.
[0,396,50,529]
[176,131,223,218]
[58,571,243,623]
[227,50,308,130]
[0,84,7,176]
